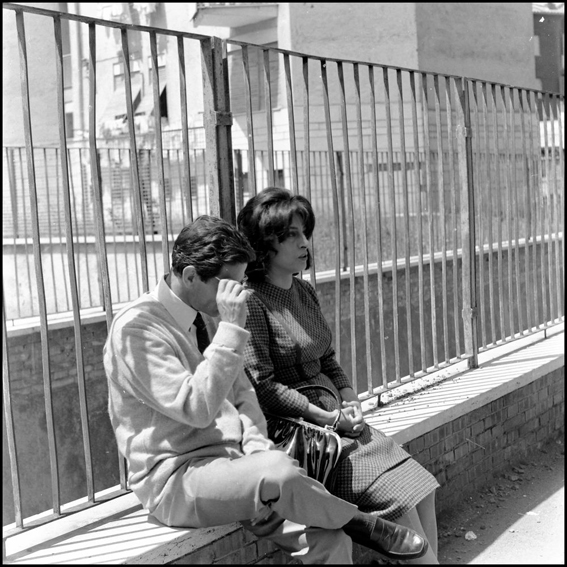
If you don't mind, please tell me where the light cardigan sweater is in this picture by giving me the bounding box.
[103,277,274,513]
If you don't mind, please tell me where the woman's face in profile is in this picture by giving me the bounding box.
[267,214,311,276]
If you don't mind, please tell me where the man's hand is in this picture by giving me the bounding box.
[216,279,253,328]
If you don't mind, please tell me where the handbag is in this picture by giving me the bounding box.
[253,289,342,490]
[265,384,342,490]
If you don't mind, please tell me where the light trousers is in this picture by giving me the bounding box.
[151,450,358,564]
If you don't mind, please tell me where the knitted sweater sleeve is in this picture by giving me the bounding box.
[105,306,250,428]
[232,371,274,454]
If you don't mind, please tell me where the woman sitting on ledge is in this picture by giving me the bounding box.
[237,186,440,564]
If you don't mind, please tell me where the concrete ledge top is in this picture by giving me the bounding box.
[365,328,564,446]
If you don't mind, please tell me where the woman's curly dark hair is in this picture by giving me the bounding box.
[237,187,315,282]
[171,215,256,280]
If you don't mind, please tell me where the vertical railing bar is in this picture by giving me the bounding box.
[548,96,561,320]
[16,8,60,515]
[302,57,317,286]
[446,77,461,358]
[554,94,564,305]
[149,31,170,274]
[354,63,373,393]
[215,38,236,221]
[177,36,194,223]
[409,71,427,371]
[336,151,348,272]
[18,148,34,317]
[527,91,541,329]
[6,148,23,319]
[166,151,173,235]
[433,74,449,361]
[53,149,65,306]
[78,148,93,306]
[74,148,83,308]
[420,72,439,368]
[132,150,142,299]
[89,24,114,326]
[89,22,125,485]
[121,28,149,293]
[119,149,132,305]
[472,81,487,348]
[481,83,496,343]
[455,77,478,367]
[67,148,80,311]
[241,45,257,196]
[54,15,94,502]
[396,69,414,375]
[60,150,72,309]
[502,86,515,338]
[510,88,524,335]
[43,148,59,313]
[320,59,342,363]
[147,150,159,285]
[518,89,533,331]
[175,148,185,226]
[541,94,553,326]
[263,48,275,185]
[3,294,23,528]
[105,153,120,304]
[116,152,129,486]
[534,92,546,328]
[337,61,358,389]
[383,67,401,381]
[368,69,388,386]
[283,53,299,194]
[491,84,506,342]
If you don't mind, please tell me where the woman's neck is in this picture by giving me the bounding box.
[265,269,293,289]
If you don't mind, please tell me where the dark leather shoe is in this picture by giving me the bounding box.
[343,515,428,560]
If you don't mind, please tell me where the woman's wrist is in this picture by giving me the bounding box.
[330,408,342,431]
[303,404,338,427]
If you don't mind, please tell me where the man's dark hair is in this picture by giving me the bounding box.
[236,187,315,282]
[171,215,256,279]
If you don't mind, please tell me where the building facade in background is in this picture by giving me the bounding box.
[532,2,565,93]
[3,2,551,149]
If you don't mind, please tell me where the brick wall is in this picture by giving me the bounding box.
[403,366,565,514]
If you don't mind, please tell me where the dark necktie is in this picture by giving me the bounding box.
[193,312,210,354]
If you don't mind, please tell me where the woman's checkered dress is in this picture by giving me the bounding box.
[243,277,439,521]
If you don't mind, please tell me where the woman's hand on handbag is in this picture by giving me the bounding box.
[335,406,364,437]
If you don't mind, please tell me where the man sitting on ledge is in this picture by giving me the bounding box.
[103,215,427,564]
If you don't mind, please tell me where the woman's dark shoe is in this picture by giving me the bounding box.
[343,514,428,560]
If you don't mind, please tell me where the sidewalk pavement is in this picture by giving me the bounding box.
[437,437,564,565]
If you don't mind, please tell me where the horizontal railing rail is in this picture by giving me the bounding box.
[2,2,564,546]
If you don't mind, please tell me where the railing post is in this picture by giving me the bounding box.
[455,77,479,368]
[201,36,236,224]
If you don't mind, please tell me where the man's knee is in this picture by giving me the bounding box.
[262,450,304,482]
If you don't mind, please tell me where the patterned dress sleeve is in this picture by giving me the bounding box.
[244,293,310,417]
[299,280,353,391]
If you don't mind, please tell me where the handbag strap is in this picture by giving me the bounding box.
[296,384,340,409]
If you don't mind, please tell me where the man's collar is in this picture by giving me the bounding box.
[154,274,198,330]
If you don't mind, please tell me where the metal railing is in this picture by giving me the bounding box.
[2,2,564,540]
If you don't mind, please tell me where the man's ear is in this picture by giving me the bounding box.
[181,265,197,286]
